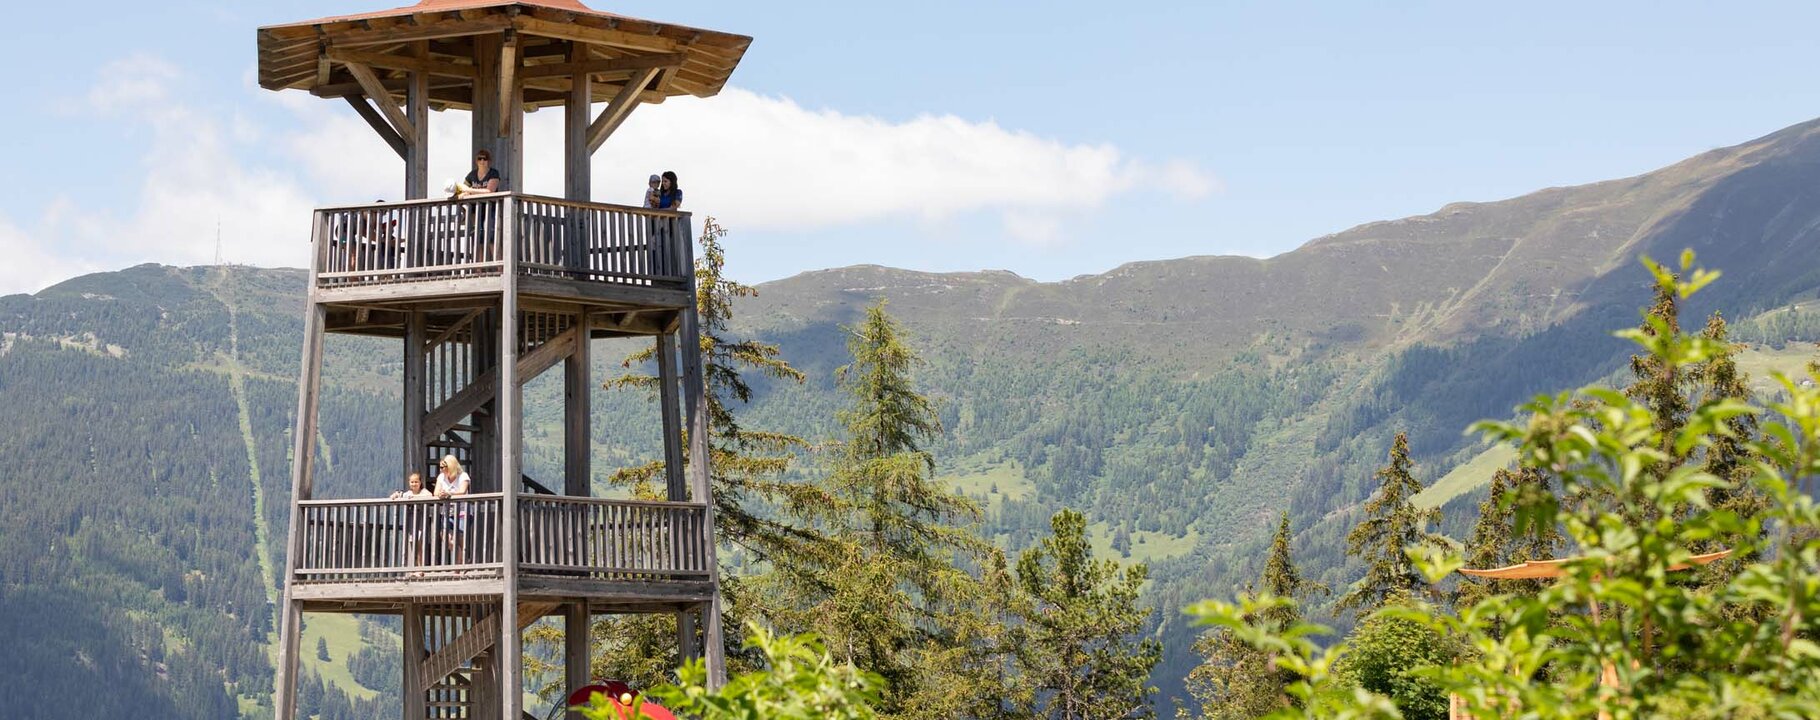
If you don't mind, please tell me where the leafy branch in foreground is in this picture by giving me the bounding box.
[1187,251,1820,719]
[574,623,884,720]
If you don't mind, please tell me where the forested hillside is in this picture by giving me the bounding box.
[4,118,1820,716]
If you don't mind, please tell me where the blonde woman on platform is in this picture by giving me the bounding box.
[434,456,471,566]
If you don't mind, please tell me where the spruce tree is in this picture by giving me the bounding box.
[1009,508,1161,720]
[815,300,1002,716]
[1454,467,1561,612]
[1626,278,1691,455]
[553,218,841,688]
[1183,513,1321,719]
[1337,431,1445,613]
[1692,313,1764,521]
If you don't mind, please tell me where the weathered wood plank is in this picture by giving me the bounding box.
[342,60,418,141]
[342,95,407,160]
[585,67,659,153]
[514,16,682,53]
[565,312,592,497]
[522,52,685,79]
[327,46,476,78]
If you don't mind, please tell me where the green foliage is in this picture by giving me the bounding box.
[576,624,884,720]
[1182,513,1325,720]
[1009,508,1162,719]
[1184,252,1820,719]
[1453,467,1560,611]
[579,218,843,687]
[767,299,1006,718]
[1330,598,1459,720]
[1337,432,1446,613]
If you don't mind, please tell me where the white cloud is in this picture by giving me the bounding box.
[0,219,94,295]
[2,56,1215,295]
[283,87,1217,238]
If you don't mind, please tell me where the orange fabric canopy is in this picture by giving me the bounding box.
[1458,549,1732,580]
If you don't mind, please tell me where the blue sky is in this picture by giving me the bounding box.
[4,1,1820,294]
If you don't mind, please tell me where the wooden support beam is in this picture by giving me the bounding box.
[514,325,578,386]
[657,333,685,502]
[321,14,512,48]
[275,600,305,720]
[499,196,524,720]
[404,311,426,479]
[405,41,431,199]
[342,95,407,159]
[514,15,683,53]
[498,30,519,138]
[521,52,685,79]
[564,313,592,497]
[425,308,485,350]
[403,603,426,720]
[327,46,476,78]
[565,604,590,720]
[564,41,592,202]
[342,60,418,141]
[586,67,659,153]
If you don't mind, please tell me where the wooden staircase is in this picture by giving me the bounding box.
[419,309,582,484]
[420,601,561,695]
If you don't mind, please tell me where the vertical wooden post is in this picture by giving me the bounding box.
[277,214,329,720]
[564,41,591,202]
[658,332,696,662]
[502,30,526,192]
[405,40,430,199]
[471,34,501,174]
[498,196,523,720]
[564,603,590,720]
[656,334,685,502]
[564,312,591,496]
[675,213,723,686]
[276,600,305,720]
[403,603,425,720]
[404,310,425,481]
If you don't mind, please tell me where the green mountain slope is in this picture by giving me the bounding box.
[4,118,1820,715]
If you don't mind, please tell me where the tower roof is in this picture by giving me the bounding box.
[257,0,751,110]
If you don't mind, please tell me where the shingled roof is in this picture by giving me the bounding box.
[257,0,750,110]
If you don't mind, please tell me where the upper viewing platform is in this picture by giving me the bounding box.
[310,193,694,311]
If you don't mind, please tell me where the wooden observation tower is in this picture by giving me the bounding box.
[256,2,750,718]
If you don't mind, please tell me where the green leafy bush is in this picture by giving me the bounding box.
[1187,252,1820,719]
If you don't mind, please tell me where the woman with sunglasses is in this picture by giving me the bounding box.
[457,150,502,197]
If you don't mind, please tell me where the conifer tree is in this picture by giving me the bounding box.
[1337,431,1445,613]
[1692,313,1764,520]
[1008,508,1161,720]
[607,218,839,563]
[1182,513,1321,719]
[784,299,996,717]
[546,219,841,688]
[1454,467,1561,611]
[1627,279,1691,454]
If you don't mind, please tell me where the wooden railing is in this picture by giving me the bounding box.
[295,494,505,581]
[519,497,713,580]
[291,494,711,583]
[311,193,690,290]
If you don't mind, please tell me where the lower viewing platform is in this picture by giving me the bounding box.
[289,494,714,612]
[310,193,694,310]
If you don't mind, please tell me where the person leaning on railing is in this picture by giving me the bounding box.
[454,150,504,262]
[434,455,472,566]
[389,472,434,573]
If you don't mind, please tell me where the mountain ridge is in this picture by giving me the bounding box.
[6,116,1820,717]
